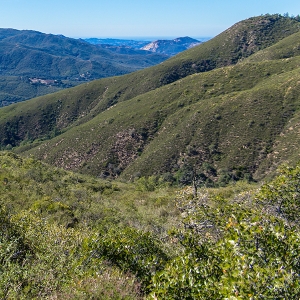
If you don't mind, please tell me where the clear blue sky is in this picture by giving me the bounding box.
[1,0,300,39]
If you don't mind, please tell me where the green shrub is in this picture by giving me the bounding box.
[87,226,169,291]
[149,176,300,299]
[150,216,300,299]
[256,162,300,223]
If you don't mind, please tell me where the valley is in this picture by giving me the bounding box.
[0,29,168,106]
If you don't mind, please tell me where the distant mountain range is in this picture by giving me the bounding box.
[84,38,150,49]
[0,29,168,106]
[141,37,202,56]
[0,30,209,107]
[84,36,206,56]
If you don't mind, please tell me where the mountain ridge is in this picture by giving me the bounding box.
[1,14,300,185]
[0,29,168,106]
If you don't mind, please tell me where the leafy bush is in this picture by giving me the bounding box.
[150,217,300,299]
[1,151,300,298]
[256,163,300,223]
[149,169,300,299]
[86,226,169,291]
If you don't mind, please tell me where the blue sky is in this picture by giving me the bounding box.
[1,0,300,38]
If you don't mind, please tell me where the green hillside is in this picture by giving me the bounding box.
[0,14,299,185]
[1,14,298,121]
[241,29,300,63]
[0,29,167,106]
[153,13,300,84]
[21,56,300,184]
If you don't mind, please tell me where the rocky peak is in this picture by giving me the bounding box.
[141,36,201,56]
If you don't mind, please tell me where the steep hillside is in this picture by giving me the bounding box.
[153,14,300,84]
[241,30,300,63]
[0,15,300,184]
[1,15,299,144]
[0,29,167,106]
[22,56,300,183]
[1,14,299,105]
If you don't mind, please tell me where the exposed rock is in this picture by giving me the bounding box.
[141,36,202,56]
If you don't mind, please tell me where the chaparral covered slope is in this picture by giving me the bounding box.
[0,14,299,185]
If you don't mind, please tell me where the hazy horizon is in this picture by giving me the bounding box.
[2,0,299,38]
[80,36,212,41]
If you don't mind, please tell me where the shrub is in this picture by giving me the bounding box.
[86,226,169,291]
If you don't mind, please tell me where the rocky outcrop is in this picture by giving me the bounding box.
[141,36,201,56]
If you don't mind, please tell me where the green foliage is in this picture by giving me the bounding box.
[256,163,300,223]
[0,152,177,297]
[243,30,300,63]
[0,198,147,299]
[0,209,74,298]
[1,14,300,299]
[0,152,300,298]
[135,176,159,191]
[150,218,300,299]
[0,208,143,299]
[149,174,300,299]
[134,175,171,191]
[0,151,179,235]
[87,226,169,291]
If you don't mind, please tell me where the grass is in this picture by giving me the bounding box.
[0,152,179,234]
[0,152,179,298]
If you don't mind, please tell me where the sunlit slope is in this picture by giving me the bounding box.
[0,15,299,183]
[242,30,300,63]
[24,56,300,182]
[154,14,300,84]
[0,28,167,106]
[0,15,299,148]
